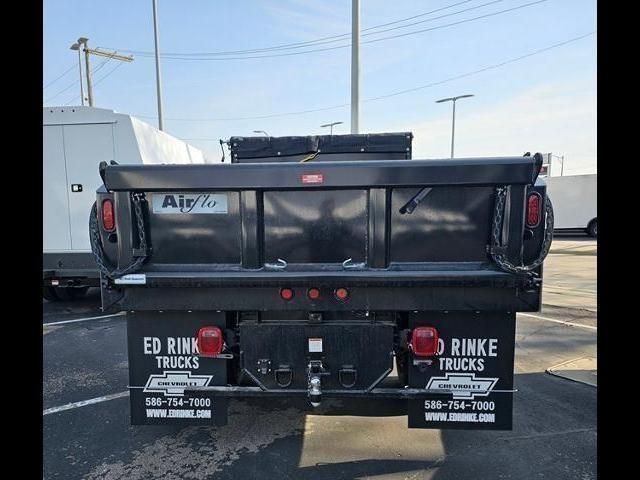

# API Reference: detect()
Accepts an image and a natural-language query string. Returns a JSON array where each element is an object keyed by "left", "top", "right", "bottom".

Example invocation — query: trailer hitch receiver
[{"left": 307, "top": 360, "right": 329, "bottom": 407}]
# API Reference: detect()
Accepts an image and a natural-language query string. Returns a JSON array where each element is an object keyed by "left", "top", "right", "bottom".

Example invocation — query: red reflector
[
  {"left": 196, "top": 326, "right": 224, "bottom": 357},
  {"left": 307, "top": 288, "right": 321, "bottom": 300},
  {"left": 526, "top": 192, "right": 542, "bottom": 228},
  {"left": 102, "top": 199, "right": 115, "bottom": 232},
  {"left": 409, "top": 326, "right": 439, "bottom": 357},
  {"left": 280, "top": 288, "right": 294, "bottom": 301},
  {"left": 334, "top": 287, "right": 349, "bottom": 301},
  {"left": 301, "top": 173, "right": 324, "bottom": 184}
]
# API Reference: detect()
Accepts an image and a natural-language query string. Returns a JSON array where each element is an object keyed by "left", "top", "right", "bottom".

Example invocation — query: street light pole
[
  {"left": 77, "top": 38, "right": 93, "bottom": 107},
  {"left": 321, "top": 121, "right": 343, "bottom": 135},
  {"left": 435, "top": 94, "right": 474, "bottom": 158},
  {"left": 253, "top": 130, "right": 269, "bottom": 137},
  {"left": 69, "top": 42, "right": 85, "bottom": 106},
  {"left": 152, "top": 0, "right": 165, "bottom": 131},
  {"left": 350, "top": 0, "right": 360, "bottom": 134}
]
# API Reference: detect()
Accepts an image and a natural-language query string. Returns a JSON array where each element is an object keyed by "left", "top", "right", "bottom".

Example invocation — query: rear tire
[
  {"left": 587, "top": 219, "right": 597, "bottom": 238},
  {"left": 55, "top": 286, "right": 90, "bottom": 301},
  {"left": 42, "top": 287, "right": 59, "bottom": 302}
]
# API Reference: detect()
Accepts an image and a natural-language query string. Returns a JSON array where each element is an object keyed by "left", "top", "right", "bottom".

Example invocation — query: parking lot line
[
  {"left": 519, "top": 313, "right": 597, "bottom": 331},
  {"left": 43, "top": 391, "right": 129, "bottom": 416},
  {"left": 43, "top": 312, "right": 126, "bottom": 326}
]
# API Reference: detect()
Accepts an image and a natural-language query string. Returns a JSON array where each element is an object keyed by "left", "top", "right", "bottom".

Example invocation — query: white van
[
  {"left": 43, "top": 106, "right": 212, "bottom": 300},
  {"left": 545, "top": 174, "right": 597, "bottom": 237}
]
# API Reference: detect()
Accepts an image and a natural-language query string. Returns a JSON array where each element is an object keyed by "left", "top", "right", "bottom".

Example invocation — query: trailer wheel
[
  {"left": 55, "top": 286, "right": 90, "bottom": 301},
  {"left": 42, "top": 287, "right": 59, "bottom": 302},
  {"left": 587, "top": 219, "right": 597, "bottom": 238}
]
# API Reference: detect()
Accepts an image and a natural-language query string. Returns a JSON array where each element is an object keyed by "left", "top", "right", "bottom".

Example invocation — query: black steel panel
[
  {"left": 506, "top": 185, "right": 526, "bottom": 264},
  {"left": 43, "top": 252, "right": 97, "bottom": 272},
  {"left": 118, "top": 285, "right": 540, "bottom": 312},
  {"left": 239, "top": 322, "right": 393, "bottom": 390},
  {"left": 368, "top": 188, "right": 389, "bottom": 268},
  {"left": 390, "top": 186, "right": 494, "bottom": 262},
  {"left": 263, "top": 190, "right": 368, "bottom": 264},
  {"left": 230, "top": 152, "right": 409, "bottom": 163},
  {"left": 103, "top": 157, "right": 541, "bottom": 192},
  {"left": 145, "top": 191, "right": 242, "bottom": 265},
  {"left": 230, "top": 132, "right": 412, "bottom": 162},
  {"left": 240, "top": 191, "right": 261, "bottom": 268}
]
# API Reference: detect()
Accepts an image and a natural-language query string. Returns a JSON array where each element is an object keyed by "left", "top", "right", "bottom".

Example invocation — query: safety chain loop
[
  {"left": 89, "top": 192, "right": 150, "bottom": 280},
  {"left": 489, "top": 185, "right": 554, "bottom": 279}
]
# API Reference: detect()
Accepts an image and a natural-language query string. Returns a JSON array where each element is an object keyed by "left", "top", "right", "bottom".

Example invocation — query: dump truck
[{"left": 91, "top": 133, "right": 553, "bottom": 430}]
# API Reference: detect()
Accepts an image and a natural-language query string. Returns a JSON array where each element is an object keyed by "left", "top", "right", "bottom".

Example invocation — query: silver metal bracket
[{"left": 265, "top": 258, "right": 287, "bottom": 270}]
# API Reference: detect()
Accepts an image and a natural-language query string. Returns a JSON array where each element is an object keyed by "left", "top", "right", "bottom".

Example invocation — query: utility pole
[
  {"left": 435, "top": 94, "right": 474, "bottom": 158},
  {"left": 69, "top": 42, "right": 85, "bottom": 105},
  {"left": 152, "top": 0, "right": 165, "bottom": 131},
  {"left": 75, "top": 37, "right": 134, "bottom": 107},
  {"left": 350, "top": 0, "right": 360, "bottom": 134}
]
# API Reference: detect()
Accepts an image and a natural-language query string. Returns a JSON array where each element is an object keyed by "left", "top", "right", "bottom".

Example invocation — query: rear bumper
[
  {"left": 181, "top": 386, "right": 512, "bottom": 398},
  {"left": 43, "top": 252, "right": 100, "bottom": 287}
]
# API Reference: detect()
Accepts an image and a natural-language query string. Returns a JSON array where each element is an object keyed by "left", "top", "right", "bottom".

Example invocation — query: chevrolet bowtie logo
[
  {"left": 426, "top": 373, "right": 498, "bottom": 399},
  {"left": 144, "top": 371, "right": 213, "bottom": 397}
]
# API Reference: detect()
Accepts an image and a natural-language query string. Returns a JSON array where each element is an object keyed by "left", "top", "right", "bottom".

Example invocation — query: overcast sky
[{"left": 43, "top": 0, "right": 596, "bottom": 175}]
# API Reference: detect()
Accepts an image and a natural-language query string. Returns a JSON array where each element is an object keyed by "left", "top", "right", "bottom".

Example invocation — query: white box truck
[
  {"left": 43, "top": 106, "right": 213, "bottom": 301},
  {"left": 545, "top": 173, "right": 597, "bottom": 237}
]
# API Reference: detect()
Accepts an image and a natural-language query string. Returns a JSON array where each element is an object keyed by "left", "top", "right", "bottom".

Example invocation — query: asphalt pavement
[{"left": 43, "top": 235, "right": 596, "bottom": 479}]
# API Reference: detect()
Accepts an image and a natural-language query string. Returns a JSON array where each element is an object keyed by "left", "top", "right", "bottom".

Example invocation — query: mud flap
[
  {"left": 127, "top": 311, "right": 228, "bottom": 426},
  {"left": 408, "top": 312, "right": 516, "bottom": 430}
]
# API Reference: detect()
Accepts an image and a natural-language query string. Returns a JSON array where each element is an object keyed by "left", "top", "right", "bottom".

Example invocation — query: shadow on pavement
[{"left": 49, "top": 371, "right": 595, "bottom": 480}]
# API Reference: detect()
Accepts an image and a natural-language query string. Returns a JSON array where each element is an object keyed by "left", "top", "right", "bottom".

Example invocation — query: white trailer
[
  {"left": 43, "top": 106, "right": 213, "bottom": 300},
  {"left": 545, "top": 174, "right": 597, "bottom": 237}
]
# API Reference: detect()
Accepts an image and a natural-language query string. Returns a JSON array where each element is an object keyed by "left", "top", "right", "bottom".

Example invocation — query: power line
[
  {"left": 100, "top": 0, "right": 478, "bottom": 57},
  {"left": 45, "top": 57, "right": 122, "bottom": 105},
  {"left": 122, "top": 0, "right": 547, "bottom": 61},
  {"left": 136, "top": 31, "right": 594, "bottom": 124},
  {"left": 91, "top": 57, "right": 114, "bottom": 75},
  {"left": 93, "top": 62, "right": 125, "bottom": 87},
  {"left": 150, "top": 0, "right": 507, "bottom": 57},
  {"left": 62, "top": 62, "right": 124, "bottom": 106},
  {"left": 43, "top": 62, "right": 77, "bottom": 89},
  {"left": 106, "top": 0, "right": 502, "bottom": 58},
  {"left": 44, "top": 78, "right": 81, "bottom": 103}
]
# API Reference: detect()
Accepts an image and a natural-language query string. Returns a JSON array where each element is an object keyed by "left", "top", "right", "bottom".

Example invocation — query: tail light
[
  {"left": 334, "top": 287, "right": 350, "bottom": 301},
  {"left": 196, "top": 326, "right": 224, "bottom": 357},
  {"left": 280, "top": 288, "right": 294, "bottom": 301},
  {"left": 526, "top": 192, "right": 542, "bottom": 228},
  {"left": 102, "top": 199, "right": 116, "bottom": 232},
  {"left": 409, "top": 326, "right": 439, "bottom": 357},
  {"left": 307, "top": 288, "right": 321, "bottom": 300}
]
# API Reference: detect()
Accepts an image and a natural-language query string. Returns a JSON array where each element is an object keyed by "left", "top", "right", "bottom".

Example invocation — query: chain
[
  {"left": 89, "top": 192, "right": 149, "bottom": 280},
  {"left": 490, "top": 185, "right": 554, "bottom": 278}
]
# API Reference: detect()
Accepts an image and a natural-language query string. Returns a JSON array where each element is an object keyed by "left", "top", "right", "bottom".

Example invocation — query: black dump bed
[{"left": 97, "top": 147, "right": 546, "bottom": 313}]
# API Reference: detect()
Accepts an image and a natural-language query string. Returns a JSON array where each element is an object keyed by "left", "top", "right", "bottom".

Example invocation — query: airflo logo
[
  {"left": 426, "top": 373, "right": 498, "bottom": 399},
  {"left": 152, "top": 193, "right": 228, "bottom": 214}
]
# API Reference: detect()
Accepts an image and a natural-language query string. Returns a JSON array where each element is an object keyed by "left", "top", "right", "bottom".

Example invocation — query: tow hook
[{"left": 307, "top": 360, "right": 328, "bottom": 407}]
